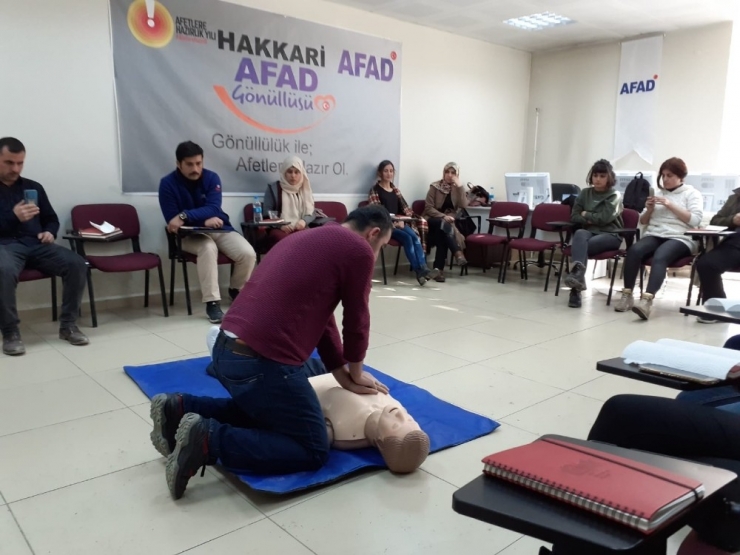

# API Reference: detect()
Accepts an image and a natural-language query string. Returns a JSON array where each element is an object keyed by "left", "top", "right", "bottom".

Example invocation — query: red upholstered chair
[
  {"left": 465, "top": 202, "right": 530, "bottom": 280},
  {"left": 554, "top": 208, "right": 641, "bottom": 305},
  {"left": 640, "top": 255, "right": 698, "bottom": 307},
  {"left": 358, "top": 200, "right": 401, "bottom": 284},
  {"left": 19, "top": 269, "right": 57, "bottom": 321},
  {"left": 501, "top": 203, "right": 571, "bottom": 291},
  {"left": 70, "top": 204, "right": 167, "bottom": 327},
  {"left": 240, "top": 203, "right": 272, "bottom": 263},
  {"left": 314, "top": 201, "right": 348, "bottom": 223}
]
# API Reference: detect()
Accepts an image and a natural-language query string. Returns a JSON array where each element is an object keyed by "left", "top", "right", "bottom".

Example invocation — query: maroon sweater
[{"left": 222, "top": 224, "right": 374, "bottom": 370}]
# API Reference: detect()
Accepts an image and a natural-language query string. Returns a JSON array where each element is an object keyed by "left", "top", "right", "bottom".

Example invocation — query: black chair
[{"left": 551, "top": 183, "right": 581, "bottom": 203}]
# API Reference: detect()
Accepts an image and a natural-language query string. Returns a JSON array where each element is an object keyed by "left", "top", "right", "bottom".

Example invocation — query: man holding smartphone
[{"left": 0, "top": 137, "right": 89, "bottom": 355}]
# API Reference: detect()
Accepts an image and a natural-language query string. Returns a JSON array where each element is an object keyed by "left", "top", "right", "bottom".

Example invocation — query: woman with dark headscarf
[{"left": 423, "top": 162, "right": 469, "bottom": 282}]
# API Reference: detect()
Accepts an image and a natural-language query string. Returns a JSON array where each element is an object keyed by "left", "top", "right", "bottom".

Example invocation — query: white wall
[
  {"left": 0, "top": 0, "right": 531, "bottom": 310},
  {"left": 525, "top": 22, "right": 734, "bottom": 184}
]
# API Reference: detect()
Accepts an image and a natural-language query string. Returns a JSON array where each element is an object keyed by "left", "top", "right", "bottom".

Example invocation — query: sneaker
[
  {"left": 697, "top": 316, "right": 722, "bottom": 324},
  {"left": 206, "top": 301, "right": 224, "bottom": 324},
  {"left": 632, "top": 293, "right": 654, "bottom": 320},
  {"left": 59, "top": 324, "right": 89, "bottom": 346},
  {"left": 568, "top": 289, "right": 581, "bottom": 308},
  {"left": 150, "top": 393, "right": 184, "bottom": 457},
  {"left": 613, "top": 288, "right": 634, "bottom": 312},
  {"left": 166, "top": 413, "right": 210, "bottom": 500},
  {"left": 2, "top": 330, "right": 25, "bottom": 356},
  {"left": 563, "top": 261, "right": 587, "bottom": 291},
  {"left": 228, "top": 288, "right": 240, "bottom": 302}
]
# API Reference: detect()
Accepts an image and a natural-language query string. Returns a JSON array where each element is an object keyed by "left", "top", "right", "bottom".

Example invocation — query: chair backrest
[
  {"left": 357, "top": 200, "right": 369, "bottom": 208},
  {"left": 315, "top": 201, "right": 348, "bottom": 222},
  {"left": 411, "top": 200, "right": 425, "bottom": 216},
  {"left": 71, "top": 204, "right": 139, "bottom": 239},
  {"left": 529, "top": 203, "right": 572, "bottom": 233},
  {"left": 243, "top": 203, "right": 254, "bottom": 222},
  {"left": 622, "top": 208, "right": 640, "bottom": 229},
  {"left": 552, "top": 183, "right": 581, "bottom": 202},
  {"left": 488, "top": 201, "right": 530, "bottom": 220}
]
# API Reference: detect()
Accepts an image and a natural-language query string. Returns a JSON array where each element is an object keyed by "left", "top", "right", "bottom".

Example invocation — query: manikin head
[{"left": 364, "top": 405, "right": 430, "bottom": 473}]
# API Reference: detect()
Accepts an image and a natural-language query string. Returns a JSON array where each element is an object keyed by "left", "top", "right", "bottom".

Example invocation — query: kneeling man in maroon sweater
[{"left": 150, "top": 205, "right": 393, "bottom": 499}]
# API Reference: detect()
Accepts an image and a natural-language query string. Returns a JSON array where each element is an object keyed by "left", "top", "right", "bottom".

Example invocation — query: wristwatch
[{"left": 178, "top": 212, "right": 188, "bottom": 221}]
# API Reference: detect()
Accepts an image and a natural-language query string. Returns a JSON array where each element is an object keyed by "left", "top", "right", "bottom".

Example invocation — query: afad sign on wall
[
  {"left": 126, "top": 0, "right": 396, "bottom": 135},
  {"left": 619, "top": 75, "right": 658, "bottom": 95}
]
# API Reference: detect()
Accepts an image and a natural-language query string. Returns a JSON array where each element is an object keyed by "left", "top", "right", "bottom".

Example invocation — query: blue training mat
[{"left": 125, "top": 357, "right": 499, "bottom": 494}]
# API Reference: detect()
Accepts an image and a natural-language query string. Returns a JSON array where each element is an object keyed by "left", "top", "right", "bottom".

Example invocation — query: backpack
[{"left": 623, "top": 172, "right": 651, "bottom": 212}]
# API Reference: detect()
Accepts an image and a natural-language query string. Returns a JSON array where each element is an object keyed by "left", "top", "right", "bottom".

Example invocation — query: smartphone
[{"left": 23, "top": 189, "right": 38, "bottom": 206}]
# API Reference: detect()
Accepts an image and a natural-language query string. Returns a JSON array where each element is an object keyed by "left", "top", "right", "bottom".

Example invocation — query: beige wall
[{"left": 525, "top": 22, "right": 734, "bottom": 184}]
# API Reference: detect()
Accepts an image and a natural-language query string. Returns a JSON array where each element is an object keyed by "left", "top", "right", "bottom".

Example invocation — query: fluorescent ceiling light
[{"left": 504, "top": 11, "right": 575, "bottom": 31}]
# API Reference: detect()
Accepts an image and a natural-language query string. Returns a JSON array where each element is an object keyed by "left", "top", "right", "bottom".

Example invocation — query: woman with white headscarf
[
  {"left": 423, "top": 162, "right": 469, "bottom": 282},
  {"left": 261, "top": 156, "right": 316, "bottom": 250}
]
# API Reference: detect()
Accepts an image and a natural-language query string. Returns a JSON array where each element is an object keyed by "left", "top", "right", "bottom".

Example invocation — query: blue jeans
[
  {"left": 391, "top": 225, "right": 426, "bottom": 271},
  {"left": 676, "top": 335, "right": 740, "bottom": 414},
  {"left": 182, "top": 333, "right": 330, "bottom": 474}
]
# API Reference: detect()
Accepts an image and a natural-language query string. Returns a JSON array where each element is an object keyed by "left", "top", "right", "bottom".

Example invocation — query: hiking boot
[
  {"left": 632, "top": 293, "right": 654, "bottom": 320},
  {"left": 150, "top": 393, "right": 184, "bottom": 457},
  {"left": 2, "top": 330, "right": 25, "bottom": 356},
  {"left": 228, "top": 288, "right": 240, "bottom": 302},
  {"left": 613, "top": 288, "right": 634, "bottom": 312},
  {"left": 166, "top": 413, "right": 210, "bottom": 500},
  {"left": 454, "top": 253, "right": 468, "bottom": 266},
  {"left": 563, "top": 261, "right": 587, "bottom": 291},
  {"left": 206, "top": 301, "right": 224, "bottom": 324},
  {"left": 59, "top": 324, "right": 89, "bottom": 346},
  {"left": 568, "top": 289, "right": 582, "bottom": 308},
  {"left": 433, "top": 269, "right": 446, "bottom": 282}
]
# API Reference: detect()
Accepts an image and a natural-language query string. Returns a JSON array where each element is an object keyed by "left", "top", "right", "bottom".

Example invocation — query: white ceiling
[{"left": 325, "top": 0, "right": 739, "bottom": 52}]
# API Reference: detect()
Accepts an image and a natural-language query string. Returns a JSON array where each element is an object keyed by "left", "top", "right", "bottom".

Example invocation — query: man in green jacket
[
  {"left": 563, "top": 159, "right": 624, "bottom": 308},
  {"left": 694, "top": 189, "right": 740, "bottom": 314}
]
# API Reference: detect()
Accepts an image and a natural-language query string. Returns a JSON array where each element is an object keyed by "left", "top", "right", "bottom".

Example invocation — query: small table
[
  {"left": 177, "top": 227, "right": 232, "bottom": 236},
  {"left": 309, "top": 217, "right": 336, "bottom": 227},
  {"left": 596, "top": 357, "right": 719, "bottom": 391},
  {"left": 452, "top": 434, "right": 737, "bottom": 555},
  {"left": 679, "top": 306, "right": 740, "bottom": 325}
]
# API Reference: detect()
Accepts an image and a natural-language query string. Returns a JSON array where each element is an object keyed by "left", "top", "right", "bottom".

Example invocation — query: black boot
[
  {"left": 568, "top": 288, "right": 581, "bottom": 308},
  {"left": 563, "top": 261, "right": 587, "bottom": 291}
]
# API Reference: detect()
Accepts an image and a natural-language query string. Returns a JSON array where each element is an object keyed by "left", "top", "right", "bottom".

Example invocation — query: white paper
[
  {"left": 704, "top": 225, "right": 727, "bottom": 232},
  {"left": 704, "top": 298, "right": 740, "bottom": 314},
  {"left": 622, "top": 340, "right": 735, "bottom": 380},
  {"left": 90, "top": 221, "right": 117, "bottom": 234},
  {"left": 656, "top": 339, "right": 740, "bottom": 362},
  {"left": 494, "top": 215, "right": 523, "bottom": 221}
]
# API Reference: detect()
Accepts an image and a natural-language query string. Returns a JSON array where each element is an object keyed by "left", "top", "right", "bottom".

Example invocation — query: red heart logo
[{"left": 314, "top": 95, "right": 336, "bottom": 113}]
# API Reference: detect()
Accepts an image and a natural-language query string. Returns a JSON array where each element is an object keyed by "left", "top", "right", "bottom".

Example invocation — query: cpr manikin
[{"left": 206, "top": 327, "right": 430, "bottom": 473}]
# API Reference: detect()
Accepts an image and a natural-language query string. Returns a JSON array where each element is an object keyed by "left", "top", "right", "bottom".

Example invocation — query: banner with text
[
  {"left": 613, "top": 36, "right": 663, "bottom": 164},
  {"left": 110, "top": 0, "right": 402, "bottom": 194}
]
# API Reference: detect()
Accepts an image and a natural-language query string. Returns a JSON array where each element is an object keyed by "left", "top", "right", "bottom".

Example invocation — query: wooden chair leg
[
  {"left": 544, "top": 249, "right": 555, "bottom": 292},
  {"left": 393, "top": 247, "right": 401, "bottom": 276}
]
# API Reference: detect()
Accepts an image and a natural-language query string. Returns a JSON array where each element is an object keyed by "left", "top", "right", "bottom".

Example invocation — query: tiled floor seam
[
  {"left": 0, "top": 406, "right": 129, "bottom": 441},
  {"left": 5, "top": 496, "right": 38, "bottom": 555}
]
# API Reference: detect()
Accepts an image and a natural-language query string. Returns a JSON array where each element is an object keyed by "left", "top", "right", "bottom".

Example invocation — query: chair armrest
[
  {"left": 612, "top": 228, "right": 638, "bottom": 235},
  {"left": 488, "top": 219, "right": 524, "bottom": 229},
  {"left": 546, "top": 221, "right": 573, "bottom": 228}
]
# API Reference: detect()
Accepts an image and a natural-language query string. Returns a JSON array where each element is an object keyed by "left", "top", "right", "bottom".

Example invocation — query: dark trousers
[
  {"left": 428, "top": 217, "right": 460, "bottom": 270},
  {"left": 695, "top": 234, "right": 740, "bottom": 300},
  {"left": 0, "top": 241, "right": 87, "bottom": 334},
  {"left": 182, "top": 333, "right": 330, "bottom": 474},
  {"left": 623, "top": 236, "right": 691, "bottom": 294},
  {"left": 588, "top": 394, "right": 740, "bottom": 462}
]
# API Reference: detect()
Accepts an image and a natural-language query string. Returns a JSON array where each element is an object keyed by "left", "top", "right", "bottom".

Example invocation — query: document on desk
[
  {"left": 623, "top": 339, "right": 740, "bottom": 381},
  {"left": 704, "top": 298, "right": 740, "bottom": 314},
  {"left": 482, "top": 437, "right": 704, "bottom": 533}
]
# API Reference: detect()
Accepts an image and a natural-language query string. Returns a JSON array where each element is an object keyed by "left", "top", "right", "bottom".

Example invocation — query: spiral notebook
[{"left": 482, "top": 437, "right": 704, "bottom": 533}]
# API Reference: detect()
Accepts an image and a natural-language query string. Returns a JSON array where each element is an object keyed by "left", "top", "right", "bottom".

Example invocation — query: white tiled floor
[{"left": 1, "top": 265, "right": 738, "bottom": 554}]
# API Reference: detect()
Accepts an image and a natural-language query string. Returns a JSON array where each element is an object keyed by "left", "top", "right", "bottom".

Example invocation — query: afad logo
[
  {"left": 127, "top": 0, "right": 174, "bottom": 48},
  {"left": 620, "top": 74, "right": 658, "bottom": 95}
]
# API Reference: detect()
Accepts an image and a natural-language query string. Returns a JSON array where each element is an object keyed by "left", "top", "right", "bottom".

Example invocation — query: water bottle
[
  {"left": 253, "top": 198, "right": 263, "bottom": 223},
  {"left": 488, "top": 187, "right": 495, "bottom": 205}
]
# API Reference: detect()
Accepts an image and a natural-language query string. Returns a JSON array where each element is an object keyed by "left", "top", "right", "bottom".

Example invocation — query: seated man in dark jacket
[
  {"left": 695, "top": 189, "right": 740, "bottom": 322},
  {"left": 158, "top": 141, "right": 256, "bottom": 323},
  {"left": 0, "top": 137, "right": 89, "bottom": 356}
]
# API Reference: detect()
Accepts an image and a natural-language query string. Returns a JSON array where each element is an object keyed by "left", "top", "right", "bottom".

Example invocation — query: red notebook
[
  {"left": 482, "top": 437, "right": 704, "bottom": 533},
  {"left": 78, "top": 227, "right": 122, "bottom": 237}
]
